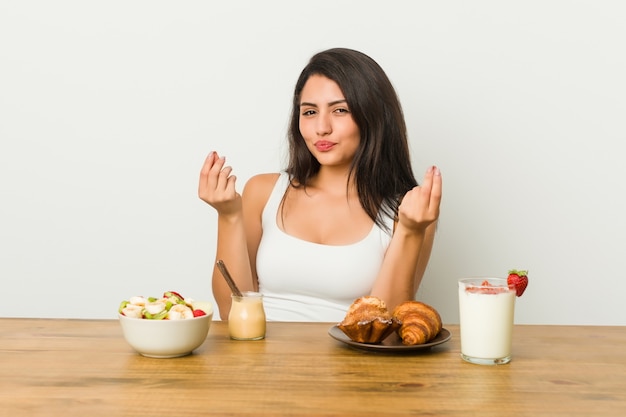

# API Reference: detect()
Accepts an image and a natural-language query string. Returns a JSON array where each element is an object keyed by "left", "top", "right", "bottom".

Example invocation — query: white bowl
[{"left": 118, "top": 306, "right": 213, "bottom": 358}]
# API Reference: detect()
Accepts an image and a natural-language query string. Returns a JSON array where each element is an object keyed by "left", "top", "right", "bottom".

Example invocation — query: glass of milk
[
  {"left": 458, "top": 278, "right": 516, "bottom": 365},
  {"left": 228, "top": 291, "right": 266, "bottom": 340}
]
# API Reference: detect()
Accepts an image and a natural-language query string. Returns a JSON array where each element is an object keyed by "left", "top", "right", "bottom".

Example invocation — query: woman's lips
[{"left": 314, "top": 141, "right": 336, "bottom": 151}]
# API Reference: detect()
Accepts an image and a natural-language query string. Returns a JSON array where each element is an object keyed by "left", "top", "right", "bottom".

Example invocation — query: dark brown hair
[{"left": 286, "top": 48, "right": 418, "bottom": 231}]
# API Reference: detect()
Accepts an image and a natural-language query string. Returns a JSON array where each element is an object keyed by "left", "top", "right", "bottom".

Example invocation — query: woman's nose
[{"left": 316, "top": 113, "right": 332, "bottom": 136}]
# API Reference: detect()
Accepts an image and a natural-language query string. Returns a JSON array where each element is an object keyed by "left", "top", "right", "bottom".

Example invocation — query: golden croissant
[
  {"left": 392, "top": 301, "right": 442, "bottom": 345},
  {"left": 337, "top": 296, "right": 401, "bottom": 343}
]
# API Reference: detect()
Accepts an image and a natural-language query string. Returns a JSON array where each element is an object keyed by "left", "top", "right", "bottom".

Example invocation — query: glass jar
[{"left": 228, "top": 291, "right": 266, "bottom": 340}]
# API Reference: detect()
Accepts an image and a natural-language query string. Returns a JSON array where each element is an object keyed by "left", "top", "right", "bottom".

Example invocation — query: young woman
[{"left": 198, "top": 48, "right": 442, "bottom": 321}]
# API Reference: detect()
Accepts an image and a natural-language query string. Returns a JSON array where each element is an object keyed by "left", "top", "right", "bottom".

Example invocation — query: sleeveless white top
[{"left": 256, "top": 172, "right": 394, "bottom": 322}]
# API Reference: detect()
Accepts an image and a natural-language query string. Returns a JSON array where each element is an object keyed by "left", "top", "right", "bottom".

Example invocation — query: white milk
[{"left": 458, "top": 279, "right": 516, "bottom": 364}]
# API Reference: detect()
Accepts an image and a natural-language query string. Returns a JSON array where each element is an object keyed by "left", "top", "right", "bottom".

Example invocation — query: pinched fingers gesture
[
  {"left": 198, "top": 151, "right": 242, "bottom": 216},
  {"left": 397, "top": 166, "right": 442, "bottom": 232}
]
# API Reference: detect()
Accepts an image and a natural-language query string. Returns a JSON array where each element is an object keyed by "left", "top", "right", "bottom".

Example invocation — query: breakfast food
[
  {"left": 337, "top": 296, "right": 401, "bottom": 343},
  {"left": 507, "top": 269, "right": 529, "bottom": 297},
  {"left": 337, "top": 296, "right": 444, "bottom": 345},
  {"left": 392, "top": 301, "right": 443, "bottom": 345},
  {"left": 229, "top": 292, "right": 267, "bottom": 340},
  {"left": 118, "top": 290, "right": 207, "bottom": 320},
  {"left": 458, "top": 278, "right": 516, "bottom": 363}
]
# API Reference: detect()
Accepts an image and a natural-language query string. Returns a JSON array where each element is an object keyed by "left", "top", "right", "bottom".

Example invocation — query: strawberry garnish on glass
[{"left": 507, "top": 270, "right": 529, "bottom": 297}]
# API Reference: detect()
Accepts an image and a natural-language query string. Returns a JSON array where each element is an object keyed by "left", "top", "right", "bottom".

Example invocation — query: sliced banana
[
  {"left": 128, "top": 296, "right": 147, "bottom": 306},
  {"left": 167, "top": 304, "right": 194, "bottom": 320},
  {"left": 144, "top": 301, "right": 167, "bottom": 315},
  {"left": 121, "top": 304, "right": 143, "bottom": 318}
]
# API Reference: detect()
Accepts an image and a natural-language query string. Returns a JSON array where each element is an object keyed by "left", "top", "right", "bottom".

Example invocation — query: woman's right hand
[
  {"left": 396, "top": 165, "right": 442, "bottom": 234},
  {"left": 198, "top": 151, "right": 242, "bottom": 217}
]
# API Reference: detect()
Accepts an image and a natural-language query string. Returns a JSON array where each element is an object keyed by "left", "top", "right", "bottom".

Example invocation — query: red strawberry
[
  {"left": 193, "top": 309, "right": 207, "bottom": 317},
  {"left": 507, "top": 269, "right": 529, "bottom": 297}
]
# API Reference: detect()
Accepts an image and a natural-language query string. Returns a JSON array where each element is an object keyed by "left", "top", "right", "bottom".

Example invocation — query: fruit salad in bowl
[
  {"left": 119, "top": 290, "right": 210, "bottom": 320},
  {"left": 118, "top": 291, "right": 213, "bottom": 358}
]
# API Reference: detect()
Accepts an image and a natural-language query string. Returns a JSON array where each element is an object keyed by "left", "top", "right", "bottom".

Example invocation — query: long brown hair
[{"left": 286, "top": 48, "right": 417, "bottom": 231}]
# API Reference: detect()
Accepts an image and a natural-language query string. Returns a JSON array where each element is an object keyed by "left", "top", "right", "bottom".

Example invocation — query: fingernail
[{"left": 434, "top": 166, "right": 441, "bottom": 176}]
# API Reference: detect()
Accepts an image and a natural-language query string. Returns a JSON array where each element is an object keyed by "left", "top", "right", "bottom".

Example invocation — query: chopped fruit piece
[
  {"left": 128, "top": 296, "right": 147, "bottom": 306},
  {"left": 163, "top": 291, "right": 185, "bottom": 303},
  {"left": 507, "top": 270, "right": 529, "bottom": 297},
  {"left": 118, "top": 300, "right": 129, "bottom": 314},
  {"left": 144, "top": 301, "right": 167, "bottom": 315},
  {"left": 144, "top": 309, "right": 168, "bottom": 320},
  {"left": 119, "top": 291, "right": 210, "bottom": 320},
  {"left": 167, "top": 304, "right": 194, "bottom": 320},
  {"left": 121, "top": 304, "right": 144, "bottom": 318}
]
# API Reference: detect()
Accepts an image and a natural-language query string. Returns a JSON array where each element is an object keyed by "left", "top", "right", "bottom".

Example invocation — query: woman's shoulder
[
  {"left": 244, "top": 172, "right": 282, "bottom": 190},
  {"left": 242, "top": 172, "right": 283, "bottom": 204}
]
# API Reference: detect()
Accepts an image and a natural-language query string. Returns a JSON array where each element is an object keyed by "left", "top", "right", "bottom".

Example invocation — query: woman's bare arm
[
  {"left": 198, "top": 152, "right": 254, "bottom": 319},
  {"left": 370, "top": 166, "right": 442, "bottom": 310},
  {"left": 198, "top": 153, "right": 278, "bottom": 319}
]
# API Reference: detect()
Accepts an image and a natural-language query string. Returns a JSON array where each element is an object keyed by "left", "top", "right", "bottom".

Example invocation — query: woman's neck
[{"left": 309, "top": 166, "right": 357, "bottom": 197}]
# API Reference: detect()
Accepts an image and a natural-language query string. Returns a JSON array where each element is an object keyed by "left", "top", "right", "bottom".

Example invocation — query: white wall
[{"left": 1, "top": 1, "right": 624, "bottom": 324}]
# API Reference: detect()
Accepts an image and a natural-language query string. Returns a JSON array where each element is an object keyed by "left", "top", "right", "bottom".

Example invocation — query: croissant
[
  {"left": 337, "top": 296, "right": 401, "bottom": 343},
  {"left": 392, "top": 301, "right": 442, "bottom": 345}
]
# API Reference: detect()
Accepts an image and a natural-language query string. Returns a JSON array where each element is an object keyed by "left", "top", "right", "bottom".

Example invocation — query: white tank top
[{"left": 256, "top": 172, "right": 394, "bottom": 322}]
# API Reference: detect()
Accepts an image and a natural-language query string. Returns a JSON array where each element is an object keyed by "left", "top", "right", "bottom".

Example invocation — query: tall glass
[
  {"left": 458, "top": 278, "right": 516, "bottom": 365},
  {"left": 228, "top": 291, "right": 266, "bottom": 340}
]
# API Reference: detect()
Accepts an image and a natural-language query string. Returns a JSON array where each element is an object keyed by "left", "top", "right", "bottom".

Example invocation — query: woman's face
[{"left": 298, "top": 75, "right": 361, "bottom": 170}]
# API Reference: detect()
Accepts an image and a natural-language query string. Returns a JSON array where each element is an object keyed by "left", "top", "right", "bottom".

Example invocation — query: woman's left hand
[{"left": 397, "top": 166, "right": 442, "bottom": 233}]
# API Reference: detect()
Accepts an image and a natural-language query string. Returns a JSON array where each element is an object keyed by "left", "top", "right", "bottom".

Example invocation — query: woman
[{"left": 198, "top": 48, "right": 442, "bottom": 321}]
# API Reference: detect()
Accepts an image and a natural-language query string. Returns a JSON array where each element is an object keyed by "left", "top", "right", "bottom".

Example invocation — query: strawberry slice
[
  {"left": 193, "top": 309, "right": 207, "bottom": 317},
  {"left": 507, "top": 269, "right": 529, "bottom": 297}
]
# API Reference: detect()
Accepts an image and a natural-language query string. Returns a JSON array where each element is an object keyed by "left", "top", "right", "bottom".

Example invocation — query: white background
[{"left": 1, "top": 1, "right": 624, "bottom": 324}]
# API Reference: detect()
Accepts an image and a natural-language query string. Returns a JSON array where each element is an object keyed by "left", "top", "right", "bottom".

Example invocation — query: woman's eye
[
  {"left": 302, "top": 109, "right": 316, "bottom": 116},
  {"left": 334, "top": 108, "right": 350, "bottom": 114}
]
